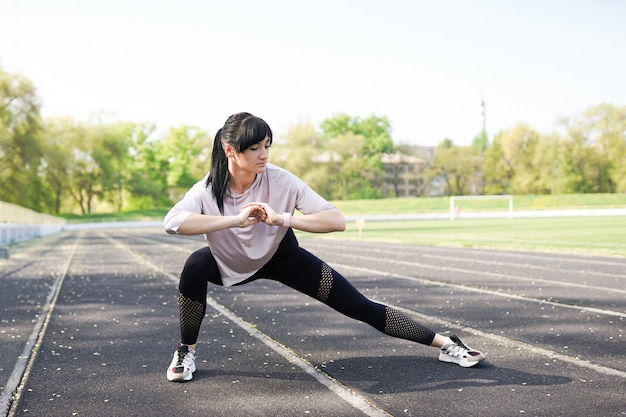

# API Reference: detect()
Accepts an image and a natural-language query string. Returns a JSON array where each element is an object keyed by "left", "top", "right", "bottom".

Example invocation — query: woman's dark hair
[{"left": 207, "top": 112, "right": 273, "bottom": 213}]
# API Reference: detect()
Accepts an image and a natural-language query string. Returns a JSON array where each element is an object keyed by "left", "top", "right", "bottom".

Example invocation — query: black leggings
[{"left": 177, "top": 229, "right": 436, "bottom": 347}]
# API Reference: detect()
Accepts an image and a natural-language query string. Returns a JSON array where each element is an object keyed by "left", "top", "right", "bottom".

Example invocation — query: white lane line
[
  {"left": 133, "top": 234, "right": 626, "bottom": 312},
  {"left": 331, "top": 262, "right": 626, "bottom": 319},
  {"left": 120, "top": 233, "right": 626, "bottom": 377},
  {"left": 303, "top": 240, "right": 626, "bottom": 278},
  {"left": 374, "top": 247, "right": 625, "bottom": 280},
  {"left": 204, "top": 296, "right": 393, "bottom": 417},
  {"left": 383, "top": 301, "right": 626, "bottom": 380},
  {"left": 308, "top": 248, "right": 626, "bottom": 295},
  {"left": 105, "top": 234, "right": 393, "bottom": 417},
  {"left": 0, "top": 238, "right": 78, "bottom": 417},
  {"left": 330, "top": 263, "right": 626, "bottom": 379}
]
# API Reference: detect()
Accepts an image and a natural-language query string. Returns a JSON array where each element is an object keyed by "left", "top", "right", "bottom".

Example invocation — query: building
[{"left": 380, "top": 151, "right": 429, "bottom": 197}]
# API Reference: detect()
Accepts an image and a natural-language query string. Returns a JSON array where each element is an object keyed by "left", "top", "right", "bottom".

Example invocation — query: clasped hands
[{"left": 238, "top": 202, "right": 284, "bottom": 227}]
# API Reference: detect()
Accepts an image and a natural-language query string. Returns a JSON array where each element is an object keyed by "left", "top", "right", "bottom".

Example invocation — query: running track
[{"left": 1, "top": 226, "right": 624, "bottom": 416}]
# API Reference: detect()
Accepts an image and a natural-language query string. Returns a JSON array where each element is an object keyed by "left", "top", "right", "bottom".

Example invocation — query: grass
[
  {"left": 59, "top": 193, "right": 626, "bottom": 220},
  {"left": 331, "top": 193, "right": 626, "bottom": 216},
  {"left": 59, "top": 194, "right": 626, "bottom": 257},
  {"left": 300, "top": 216, "right": 626, "bottom": 257}
]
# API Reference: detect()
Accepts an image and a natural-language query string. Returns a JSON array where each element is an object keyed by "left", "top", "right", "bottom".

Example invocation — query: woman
[{"left": 163, "top": 112, "right": 485, "bottom": 382}]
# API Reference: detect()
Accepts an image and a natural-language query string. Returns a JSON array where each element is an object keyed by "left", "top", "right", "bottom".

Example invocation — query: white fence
[
  {"left": 0, "top": 201, "right": 66, "bottom": 247},
  {"left": 0, "top": 201, "right": 66, "bottom": 224}
]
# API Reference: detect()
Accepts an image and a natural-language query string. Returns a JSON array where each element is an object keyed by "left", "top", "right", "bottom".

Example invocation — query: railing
[
  {"left": 0, "top": 201, "right": 66, "bottom": 224},
  {"left": 0, "top": 201, "right": 66, "bottom": 248}
]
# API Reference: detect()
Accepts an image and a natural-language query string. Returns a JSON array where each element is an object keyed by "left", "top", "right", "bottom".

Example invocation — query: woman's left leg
[
  {"left": 253, "top": 230, "right": 486, "bottom": 367},
  {"left": 258, "top": 246, "right": 436, "bottom": 346}
]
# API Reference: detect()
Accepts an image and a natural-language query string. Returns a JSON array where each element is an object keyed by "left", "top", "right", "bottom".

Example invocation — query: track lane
[
  {"left": 3, "top": 227, "right": 625, "bottom": 417},
  {"left": 119, "top": 230, "right": 626, "bottom": 371},
  {"left": 5, "top": 231, "right": 387, "bottom": 417}
]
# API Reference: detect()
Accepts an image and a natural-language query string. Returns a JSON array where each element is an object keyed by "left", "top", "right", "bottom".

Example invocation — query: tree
[
  {"left": 325, "top": 132, "right": 382, "bottom": 200},
  {"left": 563, "top": 103, "right": 626, "bottom": 193},
  {"left": 126, "top": 124, "right": 212, "bottom": 208},
  {"left": 482, "top": 123, "right": 542, "bottom": 194},
  {"left": 472, "top": 130, "right": 489, "bottom": 153},
  {"left": 41, "top": 117, "right": 82, "bottom": 213},
  {"left": 321, "top": 113, "right": 394, "bottom": 156},
  {"left": 429, "top": 139, "right": 482, "bottom": 196},
  {"left": 65, "top": 124, "right": 100, "bottom": 214},
  {"left": 125, "top": 123, "right": 169, "bottom": 209},
  {"left": 271, "top": 122, "right": 332, "bottom": 197},
  {"left": 91, "top": 121, "right": 134, "bottom": 211},
  {"left": 531, "top": 133, "right": 562, "bottom": 194},
  {"left": 319, "top": 113, "right": 392, "bottom": 199},
  {"left": 0, "top": 67, "right": 44, "bottom": 210},
  {"left": 158, "top": 125, "right": 210, "bottom": 201}
]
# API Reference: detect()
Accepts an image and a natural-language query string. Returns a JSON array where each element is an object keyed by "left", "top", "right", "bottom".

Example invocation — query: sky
[{"left": 1, "top": 0, "right": 625, "bottom": 146}]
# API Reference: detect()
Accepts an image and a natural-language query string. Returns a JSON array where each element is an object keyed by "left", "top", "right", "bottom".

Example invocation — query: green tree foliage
[
  {"left": 0, "top": 67, "right": 44, "bottom": 209},
  {"left": 41, "top": 118, "right": 82, "bottom": 213},
  {"left": 430, "top": 139, "right": 482, "bottom": 196},
  {"left": 91, "top": 120, "right": 135, "bottom": 211},
  {"left": 472, "top": 130, "right": 489, "bottom": 153},
  {"left": 561, "top": 103, "right": 626, "bottom": 193},
  {"left": 65, "top": 122, "right": 103, "bottom": 214},
  {"left": 272, "top": 122, "right": 330, "bottom": 196},
  {"left": 481, "top": 104, "right": 626, "bottom": 195},
  {"left": 326, "top": 132, "right": 383, "bottom": 199},
  {"left": 111, "top": 123, "right": 210, "bottom": 210},
  {"left": 125, "top": 123, "right": 169, "bottom": 209},
  {"left": 3, "top": 65, "right": 626, "bottom": 216},
  {"left": 482, "top": 123, "right": 542, "bottom": 194},
  {"left": 158, "top": 125, "right": 210, "bottom": 199},
  {"left": 55, "top": 121, "right": 210, "bottom": 213},
  {"left": 319, "top": 114, "right": 393, "bottom": 199},
  {"left": 531, "top": 133, "right": 562, "bottom": 194},
  {"left": 321, "top": 113, "right": 394, "bottom": 155}
]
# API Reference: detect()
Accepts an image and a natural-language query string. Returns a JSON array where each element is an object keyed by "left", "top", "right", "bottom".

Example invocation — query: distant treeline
[{"left": 2, "top": 66, "right": 625, "bottom": 215}]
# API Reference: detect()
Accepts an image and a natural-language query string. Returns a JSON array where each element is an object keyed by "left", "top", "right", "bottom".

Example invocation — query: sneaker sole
[
  {"left": 439, "top": 353, "right": 485, "bottom": 368},
  {"left": 167, "top": 363, "right": 196, "bottom": 382}
]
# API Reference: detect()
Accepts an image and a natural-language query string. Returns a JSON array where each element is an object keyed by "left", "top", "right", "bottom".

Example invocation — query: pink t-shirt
[{"left": 164, "top": 163, "right": 338, "bottom": 286}]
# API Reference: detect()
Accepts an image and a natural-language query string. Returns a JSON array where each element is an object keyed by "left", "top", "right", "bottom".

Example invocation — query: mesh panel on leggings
[
  {"left": 384, "top": 307, "right": 435, "bottom": 345},
  {"left": 179, "top": 293, "right": 206, "bottom": 345},
  {"left": 317, "top": 262, "right": 333, "bottom": 303}
]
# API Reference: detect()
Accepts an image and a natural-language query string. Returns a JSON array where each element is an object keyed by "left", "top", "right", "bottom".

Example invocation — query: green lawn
[
  {"left": 59, "top": 193, "right": 626, "bottom": 220},
  {"left": 331, "top": 193, "right": 626, "bottom": 215},
  {"left": 300, "top": 216, "right": 626, "bottom": 257},
  {"left": 60, "top": 194, "right": 626, "bottom": 257}
]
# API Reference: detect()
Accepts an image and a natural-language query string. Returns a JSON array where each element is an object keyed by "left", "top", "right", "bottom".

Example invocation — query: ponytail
[{"left": 206, "top": 128, "right": 229, "bottom": 213}]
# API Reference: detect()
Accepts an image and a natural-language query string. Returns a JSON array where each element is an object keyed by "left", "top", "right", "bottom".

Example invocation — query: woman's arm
[
  {"left": 168, "top": 205, "right": 265, "bottom": 236},
  {"left": 250, "top": 202, "right": 345, "bottom": 233},
  {"left": 288, "top": 209, "right": 346, "bottom": 233}
]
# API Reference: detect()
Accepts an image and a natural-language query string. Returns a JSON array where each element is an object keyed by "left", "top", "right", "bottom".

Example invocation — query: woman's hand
[
  {"left": 243, "top": 202, "right": 346, "bottom": 233},
  {"left": 238, "top": 204, "right": 267, "bottom": 227},
  {"left": 242, "top": 202, "right": 283, "bottom": 226}
]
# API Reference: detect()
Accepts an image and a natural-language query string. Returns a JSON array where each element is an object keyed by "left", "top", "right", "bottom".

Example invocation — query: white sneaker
[
  {"left": 439, "top": 335, "right": 486, "bottom": 368},
  {"left": 166, "top": 345, "right": 196, "bottom": 381}
]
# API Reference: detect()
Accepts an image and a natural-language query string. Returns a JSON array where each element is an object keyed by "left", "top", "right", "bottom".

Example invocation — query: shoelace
[
  {"left": 450, "top": 335, "right": 470, "bottom": 350},
  {"left": 176, "top": 347, "right": 190, "bottom": 366},
  {"left": 444, "top": 344, "right": 467, "bottom": 357},
  {"left": 443, "top": 336, "right": 470, "bottom": 357}
]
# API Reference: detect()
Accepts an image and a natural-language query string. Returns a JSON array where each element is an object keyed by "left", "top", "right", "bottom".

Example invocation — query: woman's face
[{"left": 229, "top": 136, "right": 271, "bottom": 176}]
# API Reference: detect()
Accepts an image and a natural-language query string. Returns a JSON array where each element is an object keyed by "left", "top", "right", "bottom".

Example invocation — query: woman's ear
[{"left": 223, "top": 143, "right": 235, "bottom": 158}]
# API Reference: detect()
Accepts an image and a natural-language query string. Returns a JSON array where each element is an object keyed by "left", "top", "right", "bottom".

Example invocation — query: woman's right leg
[
  {"left": 178, "top": 246, "right": 221, "bottom": 346},
  {"left": 167, "top": 246, "right": 221, "bottom": 382}
]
